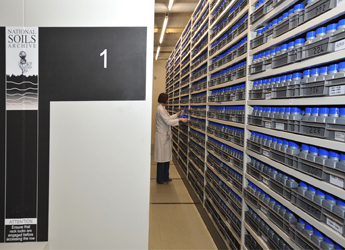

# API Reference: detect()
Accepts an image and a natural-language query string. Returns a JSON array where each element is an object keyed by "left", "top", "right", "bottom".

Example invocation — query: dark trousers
[{"left": 157, "top": 162, "right": 170, "bottom": 184}]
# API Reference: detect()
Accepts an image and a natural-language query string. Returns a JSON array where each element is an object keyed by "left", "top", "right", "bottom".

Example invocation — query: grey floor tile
[
  {"left": 150, "top": 179, "right": 193, "bottom": 204},
  {"left": 149, "top": 204, "right": 217, "bottom": 250},
  {"left": 151, "top": 164, "right": 180, "bottom": 179}
]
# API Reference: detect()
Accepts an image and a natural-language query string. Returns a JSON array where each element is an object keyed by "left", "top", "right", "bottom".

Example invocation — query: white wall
[{"left": 0, "top": 0, "right": 154, "bottom": 249}]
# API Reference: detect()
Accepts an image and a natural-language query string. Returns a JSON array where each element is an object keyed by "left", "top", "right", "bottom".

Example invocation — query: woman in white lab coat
[{"left": 154, "top": 93, "right": 187, "bottom": 184}]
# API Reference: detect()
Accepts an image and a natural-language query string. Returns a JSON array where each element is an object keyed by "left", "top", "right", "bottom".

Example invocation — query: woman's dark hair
[{"left": 158, "top": 93, "right": 169, "bottom": 103}]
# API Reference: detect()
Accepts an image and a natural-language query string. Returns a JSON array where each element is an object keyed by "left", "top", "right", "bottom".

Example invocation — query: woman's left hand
[{"left": 178, "top": 110, "right": 183, "bottom": 116}]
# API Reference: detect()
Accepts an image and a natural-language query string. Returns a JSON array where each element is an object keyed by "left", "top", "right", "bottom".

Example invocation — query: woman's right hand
[{"left": 179, "top": 118, "right": 188, "bottom": 123}]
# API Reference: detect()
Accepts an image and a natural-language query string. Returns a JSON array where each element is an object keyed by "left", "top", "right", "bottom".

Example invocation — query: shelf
[
  {"left": 191, "top": 60, "right": 208, "bottom": 73},
  {"left": 192, "top": 30, "right": 209, "bottom": 51},
  {"left": 189, "top": 126, "right": 206, "bottom": 134},
  {"left": 189, "top": 157, "right": 205, "bottom": 177},
  {"left": 210, "top": 0, "right": 238, "bottom": 29},
  {"left": 250, "top": 5, "right": 345, "bottom": 54},
  {"left": 191, "top": 74, "right": 208, "bottom": 84},
  {"left": 205, "top": 192, "right": 242, "bottom": 244},
  {"left": 210, "top": 0, "right": 222, "bottom": 14},
  {"left": 250, "top": 0, "right": 299, "bottom": 32},
  {"left": 181, "top": 61, "right": 190, "bottom": 72},
  {"left": 190, "top": 103, "right": 207, "bottom": 106},
  {"left": 244, "top": 223, "right": 270, "bottom": 250},
  {"left": 209, "top": 53, "right": 247, "bottom": 74},
  {"left": 180, "top": 81, "right": 190, "bottom": 89},
  {"left": 208, "top": 77, "right": 246, "bottom": 90},
  {"left": 207, "top": 163, "right": 243, "bottom": 201},
  {"left": 207, "top": 148, "right": 243, "bottom": 175},
  {"left": 179, "top": 92, "right": 190, "bottom": 98},
  {"left": 191, "top": 88, "right": 208, "bottom": 95},
  {"left": 192, "top": 44, "right": 208, "bottom": 61},
  {"left": 249, "top": 51, "right": 345, "bottom": 80},
  {"left": 193, "top": 1, "right": 210, "bottom": 25},
  {"left": 207, "top": 133, "right": 244, "bottom": 151},
  {"left": 208, "top": 117, "right": 246, "bottom": 128},
  {"left": 179, "top": 129, "right": 189, "bottom": 138},
  {"left": 247, "top": 124, "right": 345, "bottom": 152},
  {"left": 190, "top": 136, "right": 206, "bottom": 148},
  {"left": 207, "top": 100, "right": 246, "bottom": 106},
  {"left": 210, "top": 5, "right": 249, "bottom": 44},
  {"left": 192, "top": 17, "right": 210, "bottom": 41},
  {"left": 187, "top": 169, "right": 205, "bottom": 199},
  {"left": 246, "top": 149, "right": 345, "bottom": 200},
  {"left": 246, "top": 174, "right": 345, "bottom": 248},
  {"left": 246, "top": 202, "right": 301, "bottom": 250},
  {"left": 210, "top": 32, "right": 247, "bottom": 60},
  {"left": 247, "top": 96, "right": 345, "bottom": 106}
]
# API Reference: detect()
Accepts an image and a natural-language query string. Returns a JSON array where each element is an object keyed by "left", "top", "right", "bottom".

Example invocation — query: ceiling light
[
  {"left": 155, "top": 46, "right": 161, "bottom": 60},
  {"left": 159, "top": 15, "right": 169, "bottom": 44},
  {"left": 168, "top": 0, "right": 174, "bottom": 11}
]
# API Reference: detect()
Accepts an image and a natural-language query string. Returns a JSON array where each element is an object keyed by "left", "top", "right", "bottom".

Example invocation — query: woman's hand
[
  {"left": 179, "top": 118, "right": 188, "bottom": 123},
  {"left": 177, "top": 110, "right": 183, "bottom": 116}
]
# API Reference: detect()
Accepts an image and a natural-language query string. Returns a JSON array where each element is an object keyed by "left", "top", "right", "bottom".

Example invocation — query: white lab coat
[{"left": 154, "top": 104, "right": 179, "bottom": 162}]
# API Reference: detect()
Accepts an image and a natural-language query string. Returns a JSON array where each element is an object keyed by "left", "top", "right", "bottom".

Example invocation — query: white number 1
[{"left": 100, "top": 49, "right": 107, "bottom": 68}]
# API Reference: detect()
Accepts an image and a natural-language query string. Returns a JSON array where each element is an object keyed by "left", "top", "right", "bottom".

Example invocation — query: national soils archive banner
[{"left": 0, "top": 26, "right": 147, "bottom": 243}]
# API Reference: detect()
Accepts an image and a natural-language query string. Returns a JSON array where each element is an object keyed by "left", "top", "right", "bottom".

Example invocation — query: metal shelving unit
[{"left": 165, "top": 0, "right": 345, "bottom": 248}]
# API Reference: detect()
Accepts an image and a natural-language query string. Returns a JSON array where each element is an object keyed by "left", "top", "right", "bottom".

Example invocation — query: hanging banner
[{"left": 5, "top": 27, "right": 39, "bottom": 242}]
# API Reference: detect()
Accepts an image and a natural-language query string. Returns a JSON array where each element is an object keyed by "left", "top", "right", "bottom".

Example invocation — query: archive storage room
[{"left": 1, "top": 0, "right": 345, "bottom": 249}]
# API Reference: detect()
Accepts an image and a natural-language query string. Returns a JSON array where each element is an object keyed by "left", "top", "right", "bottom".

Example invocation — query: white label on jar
[
  {"left": 265, "top": 93, "right": 272, "bottom": 99},
  {"left": 266, "top": 4, "right": 273, "bottom": 13},
  {"left": 335, "top": 39, "right": 345, "bottom": 51},
  {"left": 260, "top": 207, "right": 268, "bottom": 214},
  {"left": 338, "top": 0, "right": 345, "bottom": 7},
  {"left": 330, "top": 175, "right": 344, "bottom": 188},
  {"left": 263, "top": 150, "right": 270, "bottom": 157},
  {"left": 329, "top": 85, "right": 345, "bottom": 96},
  {"left": 267, "top": 34, "right": 273, "bottom": 42},
  {"left": 276, "top": 123, "right": 284, "bottom": 130},
  {"left": 261, "top": 235, "right": 268, "bottom": 243},
  {"left": 265, "top": 64, "right": 272, "bottom": 70},
  {"left": 326, "top": 217, "right": 344, "bottom": 234},
  {"left": 263, "top": 178, "right": 269, "bottom": 186},
  {"left": 265, "top": 122, "right": 272, "bottom": 129},
  {"left": 335, "top": 131, "right": 345, "bottom": 142}
]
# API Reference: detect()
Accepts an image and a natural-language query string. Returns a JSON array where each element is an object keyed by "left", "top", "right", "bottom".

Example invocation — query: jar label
[
  {"left": 330, "top": 175, "right": 344, "bottom": 188},
  {"left": 326, "top": 217, "right": 343, "bottom": 234},
  {"left": 276, "top": 123, "right": 284, "bottom": 130},
  {"left": 335, "top": 38, "right": 345, "bottom": 51},
  {"left": 329, "top": 85, "right": 345, "bottom": 96},
  {"left": 335, "top": 131, "right": 345, "bottom": 142}
]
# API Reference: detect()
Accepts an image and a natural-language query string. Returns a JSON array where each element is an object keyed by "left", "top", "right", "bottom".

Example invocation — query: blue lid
[
  {"left": 337, "top": 200, "right": 345, "bottom": 206},
  {"left": 306, "top": 31, "right": 316, "bottom": 39},
  {"left": 285, "top": 107, "right": 291, "bottom": 113},
  {"left": 276, "top": 107, "right": 281, "bottom": 112},
  {"left": 338, "top": 19, "right": 345, "bottom": 27},
  {"left": 265, "top": 50, "right": 271, "bottom": 56},
  {"left": 271, "top": 107, "right": 276, "bottom": 112},
  {"left": 311, "top": 68, "right": 319, "bottom": 76},
  {"left": 339, "top": 62, "right": 345, "bottom": 70},
  {"left": 313, "top": 229, "right": 323, "bottom": 237},
  {"left": 278, "top": 16, "right": 283, "bottom": 22},
  {"left": 326, "top": 194, "right": 336, "bottom": 201},
  {"left": 288, "top": 8, "right": 294, "bottom": 15},
  {"left": 281, "top": 75, "right": 286, "bottom": 81},
  {"left": 283, "top": 12, "right": 288, "bottom": 18},
  {"left": 276, "top": 76, "right": 281, "bottom": 81},
  {"left": 329, "top": 151, "right": 340, "bottom": 158},
  {"left": 340, "top": 154, "right": 345, "bottom": 161},
  {"left": 270, "top": 48, "right": 276, "bottom": 54},
  {"left": 266, "top": 106, "right": 271, "bottom": 111},
  {"left": 275, "top": 46, "right": 281, "bottom": 52},
  {"left": 305, "top": 223, "right": 314, "bottom": 231},
  {"left": 266, "top": 78, "right": 271, "bottom": 84},
  {"left": 298, "top": 218, "right": 305, "bottom": 224},
  {"left": 324, "top": 237, "right": 334, "bottom": 245},
  {"left": 301, "top": 144, "right": 309, "bottom": 151},
  {"left": 327, "top": 23, "right": 337, "bottom": 32},
  {"left": 309, "top": 146, "right": 318, "bottom": 154},
  {"left": 293, "top": 72, "right": 302, "bottom": 79},
  {"left": 319, "top": 107, "right": 329, "bottom": 114},
  {"left": 288, "top": 41, "right": 295, "bottom": 48},
  {"left": 295, "top": 38, "right": 305, "bottom": 45},
  {"left": 341, "top": 108, "right": 345, "bottom": 116},
  {"left": 316, "top": 27, "right": 327, "bottom": 35},
  {"left": 257, "top": 29, "right": 262, "bottom": 35},
  {"left": 303, "top": 69, "right": 311, "bottom": 77},
  {"left": 258, "top": 106, "right": 263, "bottom": 111},
  {"left": 308, "top": 186, "right": 316, "bottom": 191},
  {"left": 283, "top": 140, "right": 289, "bottom": 145},
  {"left": 277, "top": 139, "right": 283, "bottom": 144},
  {"left": 268, "top": 136, "right": 272, "bottom": 141},
  {"left": 289, "top": 141, "right": 299, "bottom": 147},
  {"left": 280, "top": 107, "right": 285, "bottom": 112},
  {"left": 319, "top": 148, "right": 329, "bottom": 156},
  {"left": 328, "top": 64, "right": 339, "bottom": 73},
  {"left": 335, "top": 244, "right": 343, "bottom": 250},
  {"left": 294, "top": 4, "right": 304, "bottom": 10},
  {"left": 320, "top": 66, "right": 328, "bottom": 74},
  {"left": 300, "top": 181, "right": 308, "bottom": 187},
  {"left": 286, "top": 209, "right": 292, "bottom": 214},
  {"left": 305, "top": 107, "right": 312, "bottom": 113},
  {"left": 286, "top": 74, "right": 292, "bottom": 80},
  {"left": 263, "top": 135, "right": 268, "bottom": 140},
  {"left": 316, "top": 189, "right": 325, "bottom": 196},
  {"left": 311, "top": 107, "right": 319, "bottom": 114},
  {"left": 272, "top": 137, "right": 278, "bottom": 142},
  {"left": 272, "top": 19, "right": 278, "bottom": 25}
]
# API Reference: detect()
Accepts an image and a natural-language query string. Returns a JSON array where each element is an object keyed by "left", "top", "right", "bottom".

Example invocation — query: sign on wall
[{"left": 0, "top": 26, "right": 147, "bottom": 242}]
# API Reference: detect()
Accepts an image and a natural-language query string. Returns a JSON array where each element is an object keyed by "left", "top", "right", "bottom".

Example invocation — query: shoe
[
  {"left": 168, "top": 178, "right": 172, "bottom": 181},
  {"left": 157, "top": 182, "right": 168, "bottom": 185}
]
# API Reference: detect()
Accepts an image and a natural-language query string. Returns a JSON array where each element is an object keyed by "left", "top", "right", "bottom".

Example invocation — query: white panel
[
  {"left": 19, "top": 0, "right": 154, "bottom": 249},
  {"left": 0, "top": 0, "right": 24, "bottom": 26}
]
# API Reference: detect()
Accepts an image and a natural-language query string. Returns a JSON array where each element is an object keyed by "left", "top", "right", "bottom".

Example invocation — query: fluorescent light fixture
[
  {"left": 155, "top": 46, "right": 161, "bottom": 60},
  {"left": 168, "top": 0, "right": 174, "bottom": 11},
  {"left": 159, "top": 15, "right": 168, "bottom": 44}
]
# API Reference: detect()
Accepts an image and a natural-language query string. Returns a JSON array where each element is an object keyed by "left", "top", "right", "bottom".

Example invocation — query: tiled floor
[{"left": 149, "top": 154, "right": 217, "bottom": 250}]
